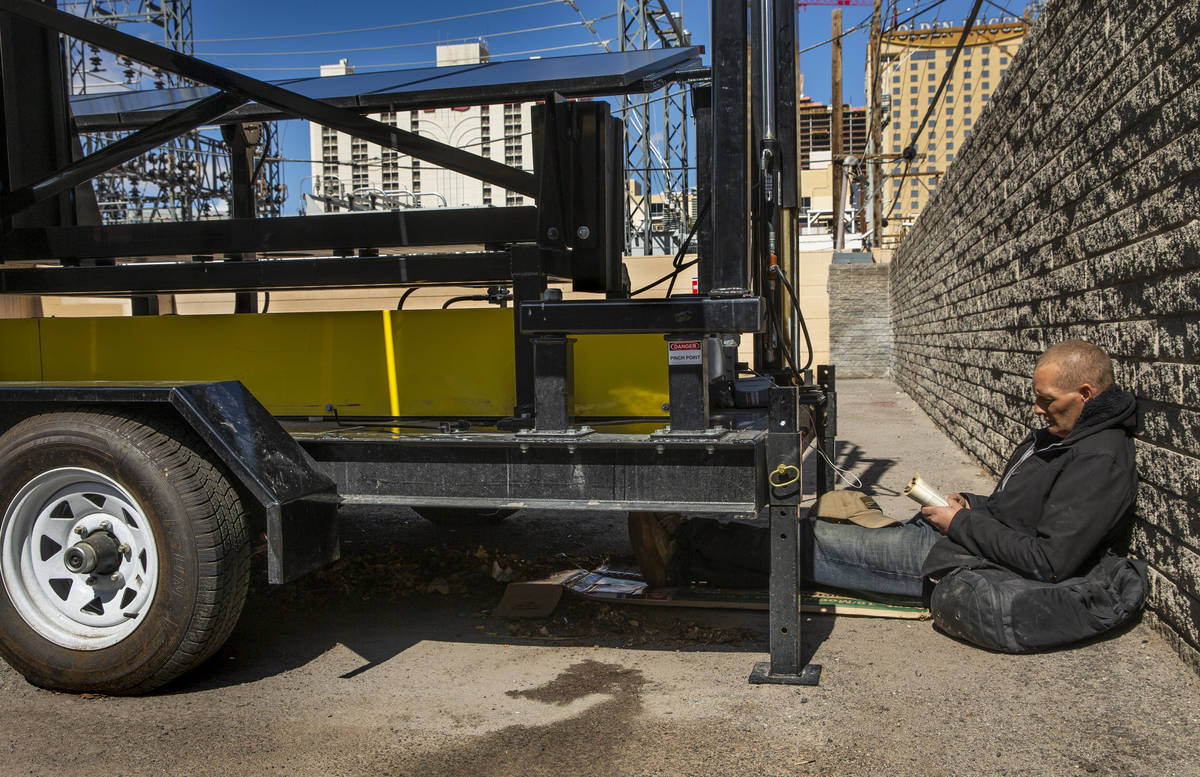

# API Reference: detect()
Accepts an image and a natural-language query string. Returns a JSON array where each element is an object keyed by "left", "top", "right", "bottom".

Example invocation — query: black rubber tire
[
  {"left": 413, "top": 507, "right": 516, "bottom": 526},
  {"left": 0, "top": 410, "right": 250, "bottom": 695}
]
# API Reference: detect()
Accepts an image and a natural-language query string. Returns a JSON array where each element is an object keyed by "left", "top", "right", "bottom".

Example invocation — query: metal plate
[{"left": 71, "top": 47, "right": 704, "bottom": 131}]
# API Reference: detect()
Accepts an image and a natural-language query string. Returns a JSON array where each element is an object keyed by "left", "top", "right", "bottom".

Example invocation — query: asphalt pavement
[{"left": 1, "top": 379, "right": 1197, "bottom": 777}]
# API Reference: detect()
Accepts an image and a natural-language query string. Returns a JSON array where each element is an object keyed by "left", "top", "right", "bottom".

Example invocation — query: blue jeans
[{"left": 675, "top": 514, "right": 942, "bottom": 599}]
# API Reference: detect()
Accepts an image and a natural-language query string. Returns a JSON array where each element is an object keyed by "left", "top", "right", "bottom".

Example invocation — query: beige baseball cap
[{"left": 814, "top": 490, "right": 900, "bottom": 529}]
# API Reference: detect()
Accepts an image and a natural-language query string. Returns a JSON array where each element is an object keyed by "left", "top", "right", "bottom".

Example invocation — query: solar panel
[{"left": 71, "top": 47, "right": 704, "bottom": 131}]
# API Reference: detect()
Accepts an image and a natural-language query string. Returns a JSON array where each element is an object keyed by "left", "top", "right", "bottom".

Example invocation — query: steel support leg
[
  {"left": 750, "top": 384, "right": 821, "bottom": 685},
  {"left": 664, "top": 335, "right": 710, "bottom": 431},
  {"left": 532, "top": 336, "right": 575, "bottom": 432},
  {"left": 813, "top": 364, "right": 837, "bottom": 495}
]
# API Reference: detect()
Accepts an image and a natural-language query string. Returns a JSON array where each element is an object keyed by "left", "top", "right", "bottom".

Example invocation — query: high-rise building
[
  {"left": 869, "top": 15, "right": 1033, "bottom": 244},
  {"left": 796, "top": 97, "right": 868, "bottom": 243},
  {"left": 306, "top": 43, "right": 535, "bottom": 214}
]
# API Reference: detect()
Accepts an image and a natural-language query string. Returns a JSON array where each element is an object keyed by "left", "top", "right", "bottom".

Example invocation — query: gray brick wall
[
  {"left": 890, "top": 0, "right": 1200, "bottom": 672},
  {"left": 829, "top": 263, "right": 892, "bottom": 377}
]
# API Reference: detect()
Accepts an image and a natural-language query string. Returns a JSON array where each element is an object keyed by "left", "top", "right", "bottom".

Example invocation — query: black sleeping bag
[{"left": 929, "top": 553, "right": 1148, "bottom": 653}]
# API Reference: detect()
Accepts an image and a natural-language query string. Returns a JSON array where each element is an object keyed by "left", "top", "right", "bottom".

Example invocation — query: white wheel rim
[{"left": 1, "top": 468, "right": 159, "bottom": 650}]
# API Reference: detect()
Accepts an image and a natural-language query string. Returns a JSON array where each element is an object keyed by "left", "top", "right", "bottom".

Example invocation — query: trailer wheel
[
  {"left": 0, "top": 411, "right": 249, "bottom": 695},
  {"left": 413, "top": 507, "right": 515, "bottom": 526}
]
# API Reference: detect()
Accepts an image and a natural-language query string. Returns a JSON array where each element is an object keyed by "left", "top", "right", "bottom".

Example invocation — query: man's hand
[
  {"left": 921, "top": 504, "right": 962, "bottom": 535},
  {"left": 946, "top": 493, "right": 970, "bottom": 510}
]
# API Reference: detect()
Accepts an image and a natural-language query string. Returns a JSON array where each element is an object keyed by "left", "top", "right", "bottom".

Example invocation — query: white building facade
[{"left": 306, "top": 43, "right": 536, "bottom": 214}]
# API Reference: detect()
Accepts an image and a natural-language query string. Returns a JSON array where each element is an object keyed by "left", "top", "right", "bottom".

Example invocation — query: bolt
[
  {"left": 576, "top": 225, "right": 591, "bottom": 240},
  {"left": 546, "top": 227, "right": 560, "bottom": 241},
  {"left": 99, "top": 521, "right": 113, "bottom": 533},
  {"left": 661, "top": 402, "right": 671, "bottom": 412},
  {"left": 110, "top": 572, "right": 124, "bottom": 585},
  {"left": 117, "top": 543, "right": 131, "bottom": 555},
  {"left": 85, "top": 575, "right": 97, "bottom": 586},
  {"left": 74, "top": 526, "right": 88, "bottom": 537}
]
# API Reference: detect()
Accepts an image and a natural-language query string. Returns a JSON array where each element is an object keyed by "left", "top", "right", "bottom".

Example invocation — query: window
[
  {"left": 911, "top": 74, "right": 918, "bottom": 82},
  {"left": 910, "top": 109, "right": 918, "bottom": 116},
  {"left": 947, "top": 153, "right": 955, "bottom": 161},
  {"left": 893, "top": 88, "right": 900, "bottom": 96},
  {"left": 928, "top": 73, "right": 936, "bottom": 80},
  {"left": 910, "top": 201, "right": 919, "bottom": 210},
  {"left": 910, "top": 121, "right": 918, "bottom": 128},
  {"left": 911, "top": 86, "right": 918, "bottom": 94},
  {"left": 964, "top": 117, "right": 973, "bottom": 125},
  {"left": 929, "top": 85, "right": 936, "bottom": 92},
  {"left": 1001, "top": 56, "right": 1009, "bottom": 65},
  {"left": 983, "top": 94, "right": 990, "bottom": 101},
  {"left": 893, "top": 75, "right": 900, "bottom": 83},
  {"left": 910, "top": 61, "right": 918, "bottom": 69},
  {"left": 946, "top": 119, "right": 954, "bottom": 127},
  {"left": 982, "top": 70, "right": 990, "bottom": 78},
  {"left": 964, "top": 82, "right": 973, "bottom": 91},
  {"left": 982, "top": 58, "right": 990, "bottom": 65},
  {"left": 946, "top": 82, "right": 954, "bottom": 90},
  {"left": 982, "top": 47, "right": 991, "bottom": 54},
  {"left": 893, "top": 133, "right": 901, "bottom": 143},
  {"left": 946, "top": 143, "right": 954, "bottom": 150},
  {"left": 910, "top": 98, "right": 917, "bottom": 105},
  {"left": 964, "top": 95, "right": 973, "bottom": 102},
  {"left": 963, "top": 71, "right": 972, "bottom": 80},
  {"left": 983, "top": 82, "right": 990, "bottom": 90},
  {"left": 927, "top": 142, "right": 936, "bottom": 150},
  {"left": 893, "top": 110, "right": 900, "bottom": 119},
  {"left": 1000, "top": 69, "right": 1007, "bottom": 77},
  {"left": 946, "top": 108, "right": 955, "bottom": 115}
]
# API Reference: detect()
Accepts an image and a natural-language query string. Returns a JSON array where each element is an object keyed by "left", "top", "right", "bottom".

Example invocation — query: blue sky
[{"left": 171, "top": 0, "right": 1027, "bottom": 213}]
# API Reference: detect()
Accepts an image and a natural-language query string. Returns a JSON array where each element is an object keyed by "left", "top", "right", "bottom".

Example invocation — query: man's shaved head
[{"left": 1036, "top": 340, "right": 1114, "bottom": 392}]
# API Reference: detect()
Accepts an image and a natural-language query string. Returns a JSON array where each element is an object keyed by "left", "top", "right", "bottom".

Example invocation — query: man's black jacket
[{"left": 921, "top": 386, "right": 1138, "bottom": 582}]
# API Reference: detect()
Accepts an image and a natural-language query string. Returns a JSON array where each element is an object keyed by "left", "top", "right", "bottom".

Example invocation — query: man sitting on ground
[{"left": 630, "top": 340, "right": 1147, "bottom": 650}]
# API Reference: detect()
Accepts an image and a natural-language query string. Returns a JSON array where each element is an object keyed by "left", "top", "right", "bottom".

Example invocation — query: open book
[{"left": 904, "top": 473, "right": 949, "bottom": 508}]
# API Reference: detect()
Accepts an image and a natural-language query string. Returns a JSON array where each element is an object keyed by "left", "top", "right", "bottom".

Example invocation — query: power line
[
  {"left": 886, "top": 0, "right": 984, "bottom": 221},
  {"left": 796, "top": 0, "right": 952, "bottom": 56},
  {"left": 196, "top": 14, "right": 615, "bottom": 58},
  {"left": 191, "top": 0, "right": 571, "bottom": 43}
]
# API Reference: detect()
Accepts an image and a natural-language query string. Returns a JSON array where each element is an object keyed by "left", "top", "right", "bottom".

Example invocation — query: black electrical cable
[
  {"left": 442, "top": 294, "right": 491, "bottom": 309},
  {"left": 397, "top": 287, "right": 418, "bottom": 310},
  {"left": 886, "top": 0, "right": 985, "bottom": 222},
  {"left": 769, "top": 263, "right": 814, "bottom": 372},
  {"left": 630, "top": 198, "right": 711, "bottom": 297}
]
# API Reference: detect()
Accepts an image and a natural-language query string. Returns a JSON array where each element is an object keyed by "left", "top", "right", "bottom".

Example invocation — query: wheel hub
[{"left": 64, "top": 529, "right": 122, "bottom": 576}]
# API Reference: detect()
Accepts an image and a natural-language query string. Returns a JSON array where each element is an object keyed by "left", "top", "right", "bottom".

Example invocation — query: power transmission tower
[
  {"left": 618, "top": 0, "right": 689, "bottom": 256},
  {"left": 67, "top": 1, "right": 284, "bottom": 224}
]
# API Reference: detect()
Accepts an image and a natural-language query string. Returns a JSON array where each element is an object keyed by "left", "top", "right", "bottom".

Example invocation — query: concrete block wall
[
  {"left": 890, "top": 0, "right": 1200, "bottom": 671},
  {"left": 829, "top": 263, "right": 892, "bottom": 377}
]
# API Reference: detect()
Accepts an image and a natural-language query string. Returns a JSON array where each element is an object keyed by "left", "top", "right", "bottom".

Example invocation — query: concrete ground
[{"left": 1, "top": 379, "right": 1197, "bottom": 777}]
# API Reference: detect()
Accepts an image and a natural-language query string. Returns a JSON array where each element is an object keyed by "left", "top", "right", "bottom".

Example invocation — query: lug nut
[
  {"left": 99, "top": 521, "right": 113, "bottom": 532},
  {"left": 74, "top": 526, "right": 88, "bottom": 537},
  {"left": 117, "top": 543, "right": 131, "bottom": 555},
  {"left": 85, "top": 575, "right": 97, "bottom": 586},
  {"left": 110, "top": 572, "right": 124, "bottom": 585}
]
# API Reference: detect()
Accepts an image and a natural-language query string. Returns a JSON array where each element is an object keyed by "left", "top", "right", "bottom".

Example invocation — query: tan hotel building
[{"left": 871, "top": 16, "right": 1033, "bottom": 244}]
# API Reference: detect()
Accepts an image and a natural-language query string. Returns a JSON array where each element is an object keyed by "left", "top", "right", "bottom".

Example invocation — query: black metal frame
[{"left": 0, "top": 0, "right": 833, "bottom": 685}]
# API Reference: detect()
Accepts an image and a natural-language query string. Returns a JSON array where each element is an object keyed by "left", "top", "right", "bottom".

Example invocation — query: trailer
[{"left": 0, "top": 0, "right": 832, "bottom": 693}]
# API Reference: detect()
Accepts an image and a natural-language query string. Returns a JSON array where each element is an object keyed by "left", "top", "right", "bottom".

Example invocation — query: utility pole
[
  {"left": 868, "top": 0, "right": 883, "bottom": 249},
  {"left": 830, "top": 9, "right": 843, "bottom": 249}
]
